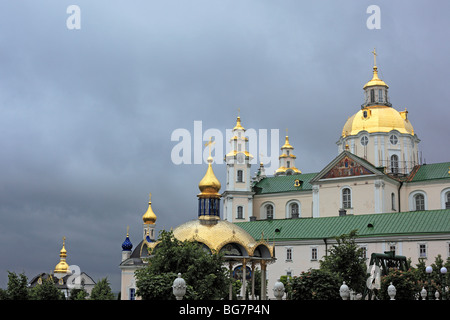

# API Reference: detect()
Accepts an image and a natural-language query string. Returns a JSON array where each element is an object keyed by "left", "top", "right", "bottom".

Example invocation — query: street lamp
[
  {"left": 440, "top": 267, "right": 448, "bottom": 300},
  {"left": 426, "top": 266, "right": 433, "bottom": 300}
]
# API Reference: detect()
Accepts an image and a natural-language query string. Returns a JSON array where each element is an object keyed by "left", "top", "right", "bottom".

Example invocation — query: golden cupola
[
  {"left": 197, "top": 138, "right": 222, "bottom": 224},
  {"left": 142, "top": 193, "right": 157, "bottom": 225},
  {"left": 54, "top": 237, "right": 69, "bottom": 277},
  {"left": 275, "top": 133, "right": 301, "bottom": 176},
  {"left": 198, "top": 156, "right": 222, "bottom": 197},
  {"left": 341, "top": 48, "right": 415, "bottom": 137}
]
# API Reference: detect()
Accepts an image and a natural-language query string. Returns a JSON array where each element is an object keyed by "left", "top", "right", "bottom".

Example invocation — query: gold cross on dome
[
  {"left": 205, "top": 137, "right": 215, "bottom": 158},
  {"left": 371, "top": 48, "right": 377, "bottom": 66},
  {"left": 149, "top": 192, "right": 152, "bottom": 202}
]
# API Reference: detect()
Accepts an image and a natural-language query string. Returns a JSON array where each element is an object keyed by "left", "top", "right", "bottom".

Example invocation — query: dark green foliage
[
  {"left": 320, "top": 230, "right": 367, "bottom": 294},
  {"left": 90, "top": 277, "right": 115, "bottom": 300},
  {"left": 291, "top": 269, "right": 341, "bottom": 300},
  {"left": 135, "top": 230, "right": 229, "bottom": 300}
]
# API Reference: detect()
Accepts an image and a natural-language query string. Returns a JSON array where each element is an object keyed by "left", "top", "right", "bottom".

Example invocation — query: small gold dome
[
  {"left": 281, "top": 136, "right": 294, "bottom": 149},
  {"left": 233, "top": 116, "right": 245, "bottom": 131},
  {"left": 198, "top": 157, "right": 221, "bottom": 197},
  {"left": 54, "top": 237, "right": 69, "bottom": 275},
  {"left": 363, "top": 66, "right": 389, "bottom": 89},
  {"left": 342, "top": 106, "right": 414, "bottom": 136},
  {"left": 142, "top": 193, "right": 157, "bottom": 225}
]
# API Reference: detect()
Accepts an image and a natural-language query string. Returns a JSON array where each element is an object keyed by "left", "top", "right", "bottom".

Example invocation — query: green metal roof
[
  {"left": 235, "top": 209, "right": 450, "bottom": 242},
  {"left": 408, "top": 162, "right": 450, "bottom": 182},
  {"left": 253, "top": 172, "right": 318, "bottom": 195}
]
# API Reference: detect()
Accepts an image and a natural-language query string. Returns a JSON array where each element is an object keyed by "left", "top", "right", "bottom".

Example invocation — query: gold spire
[
  {"left": 142, "top": 193, "right": 157, "bottom": 225},
  {"left": 233, "top": 110, "right": 245, "bottom": 131},
  {"left": 363, "top": 48, "right": 388, "bottom": 89},
  {"left": 281, "top": 135, "right": 294, "bottom": 149},
  {"left": 54, "top": 236, "right": 69, "bottom": 275},
  {"left": 198, "top": 137, "right": 221, "bottom": 197}
]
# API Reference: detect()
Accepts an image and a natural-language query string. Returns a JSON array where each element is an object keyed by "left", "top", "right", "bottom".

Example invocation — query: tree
[
  {"left": 90, "top": 278, "right": 115, "bottom": 300},
  {"left": 320, "top": 230, "right": 367, "bottom": 294},
  {"left": 69, "top": 287, "right": 89, "bottom": 300},
  {"left": 5, "top": 271, "right": 29, "bottom": 300},
  {"left": 291, "top": 269, "right": 341, "bottom": 300},
  {"left": 135, "top": 230, "right": 229, "bottom": 300},
  {"left": 379, "top": 268, "right": 420, "bottom": 300},
  {"left": 30, "top": 276, "right": 65, "bottom": 300}
]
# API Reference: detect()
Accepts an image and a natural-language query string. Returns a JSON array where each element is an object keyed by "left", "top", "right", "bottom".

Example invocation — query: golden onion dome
[
  {"left": 142, "top": 193, "right": 157, "bottom": 225},
  {"left": 342, "top": 106, "right": 414, "bottom": 137},
  {"left": 281, "top": 136, "right": 294, "bottom": 149},
  {"left": 54, "top": 237, "right": 69, "bottom": 275},
  {"left": 198, "top": 156, "right": 221, "bottom": 197},
  {"left": 233, "top": 116, "right": 245, "bottom": 131},
  {"left": 172, "top": 219, "right": 256, "bottom": 253}
]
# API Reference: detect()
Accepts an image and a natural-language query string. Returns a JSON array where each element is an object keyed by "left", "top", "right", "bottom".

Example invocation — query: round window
[
  {"left": 390, "top": 135, "right": 398, "bottom": 145},
  {"left": 360, "top": 136, "right": 369, "bottom": 146}
]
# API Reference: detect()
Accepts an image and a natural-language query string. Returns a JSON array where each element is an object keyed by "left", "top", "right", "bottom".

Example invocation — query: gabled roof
[
  {"left": 310, "top": 150, "right": 386, "bottom": 183},
  {"left": 407, "top": 162, "right": 450, "bottom": 183},
  {"left": 253, "top": 172, "right": 317, "bottom": 195},
  {"left": 235, "top": 209, "right": 450, "bottom": 242}
]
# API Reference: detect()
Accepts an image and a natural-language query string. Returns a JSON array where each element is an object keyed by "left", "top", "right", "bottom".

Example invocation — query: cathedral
[{"left": 120, "top": 51, "right": 450, "bottom": 299}]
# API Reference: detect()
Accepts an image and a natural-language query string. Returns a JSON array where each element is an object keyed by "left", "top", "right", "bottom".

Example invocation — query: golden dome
[
  {"left": 363, "top": 66, "right": 388, "bottom": 89},
  {"left": 233, "top": 116, "right": 245, "bottom": 131},
  {"left": 342, "top": 106, "right": 414, "bottom": 137},
  {"left": 173, "top": 219, "right": 258, "bottom": 254},
  {"left": 142, "top": 193, "right": 157, "bottom": 225},
  {"left": 54, "top": 237, "right": 69, "bottom": 275},
  {"left": 281, "top": 136, "right": 294, "bottom": 149},
  {"left": 198, "top": 157, "right": 221, "bottom": 197}
]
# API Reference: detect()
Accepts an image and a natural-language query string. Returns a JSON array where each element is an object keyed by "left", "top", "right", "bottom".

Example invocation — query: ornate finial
[
  {"left": 126, "top": 225, "right": 129, "bottom": 236},
  {"left": 372, "top": 48, "right": 377, "bottom": 67},
  {"left": 286, "top": 128, "right": 288, "bottom": 136},
  {"left": 149, "top": 192, "right": 152, "bottom": 203},
  {"left": 238, "top": 107, "right": 240, "bottom": 117}
]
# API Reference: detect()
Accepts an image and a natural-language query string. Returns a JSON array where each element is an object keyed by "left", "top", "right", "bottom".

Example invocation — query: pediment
[{"left": 312, "top": 151, "right": 382, "bottom": 182}]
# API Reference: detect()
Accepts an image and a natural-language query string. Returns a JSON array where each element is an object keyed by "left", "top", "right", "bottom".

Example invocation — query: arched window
[
  {"left": 414, "top": 194, "right": 425, "bottom": 211},
  {"left": 446, "top": 192, "right": 450, "bottom": 208},
  {"left": 290, "top": 203, "right": 299, "bottom": 217},
  {"left": 390, "top": 155, "right": 399, "bottom": 174},
  {"left": 237, "top": 170, "right": 243, "bottom": 182},
  {"left": 237, "top": 206, "right": 243, "bottom": 219},
  {"left": 342, "top": 188, "right": 351, "bottom": 209},
  {"left": 266, "top": 204, "right": 273, "bottom": 220}
]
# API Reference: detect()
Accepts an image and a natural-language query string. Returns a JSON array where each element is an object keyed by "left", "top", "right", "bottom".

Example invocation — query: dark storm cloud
[{"left": 0, "top": 1, "right": 449, "bottom": 291}]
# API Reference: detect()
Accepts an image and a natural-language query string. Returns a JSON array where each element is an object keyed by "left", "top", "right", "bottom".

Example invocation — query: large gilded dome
[
  {"left": 342, "top": 105, "right": 414, "bottom": 137},
  {"left": 173, "top": 219, "right": 259, "bottom": 254}
]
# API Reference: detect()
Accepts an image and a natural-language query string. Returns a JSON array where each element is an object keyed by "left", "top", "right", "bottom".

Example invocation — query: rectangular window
[
  {"left": 419, "top": 244, "right": 427, "bottom": 258},
  {"left": 378, "top": 89, "right": 383, "bottom": 102},
  {"left": 237, "top": 206, "right": 243, "bottom": 219},
  {"left": 311, "top": 247, "right": 318, "bottom": 261},
  {"left": 129, "top": 288, "right": 136, "bottom": 300},
  {"left": 286, "top": 248, "right": 292, "bottom": 261},
  {"left": 360, "top": 245, "right": 367, "bottom": 259}
]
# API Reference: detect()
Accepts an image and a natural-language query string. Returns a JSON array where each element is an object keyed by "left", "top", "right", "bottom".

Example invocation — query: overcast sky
[{"left": 1, "top": 1, "right": 449, "bottom": 292}]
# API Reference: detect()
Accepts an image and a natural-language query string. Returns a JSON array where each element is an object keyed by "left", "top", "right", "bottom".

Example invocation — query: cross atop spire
[
  {"left": 372, "top": 48, "right": 377, "bottom": 67},
  {"left": 205, "top": 136, "right": 215, "bottom": 160}
]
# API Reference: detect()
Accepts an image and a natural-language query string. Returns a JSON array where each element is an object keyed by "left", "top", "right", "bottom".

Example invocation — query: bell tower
[{"left": 222, "top": 114, "right": 254, "bottom": 222}]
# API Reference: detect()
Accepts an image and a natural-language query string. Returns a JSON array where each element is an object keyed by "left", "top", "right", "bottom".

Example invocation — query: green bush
[{"left": 291, "top": 269, "right": 341, "bottom": 300}]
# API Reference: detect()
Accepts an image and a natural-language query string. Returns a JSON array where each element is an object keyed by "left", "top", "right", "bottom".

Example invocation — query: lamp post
[
  {"left": 426, "top": 266, "right": 433, "bottom": 300},
  {"left": 440, "top": 267, "right": 448, "bottom": 300}
]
